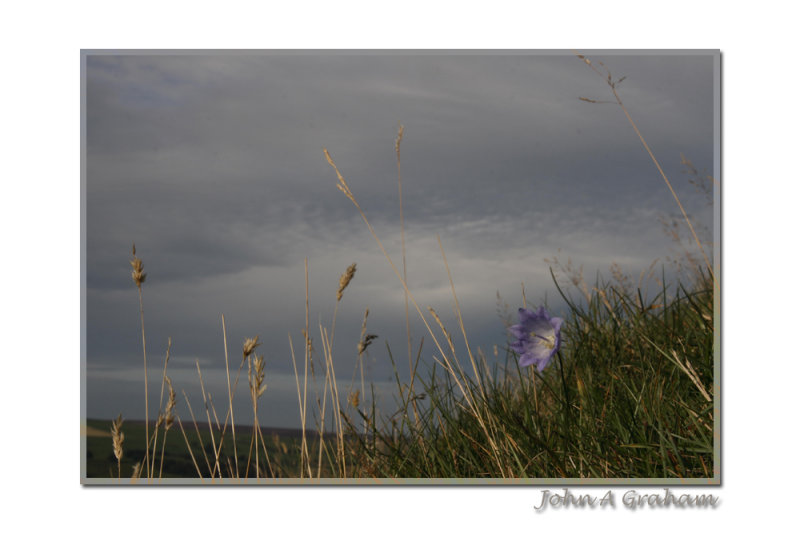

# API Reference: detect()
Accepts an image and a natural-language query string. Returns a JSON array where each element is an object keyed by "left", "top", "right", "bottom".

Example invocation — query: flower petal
[
  {"left": 526, "top": 317, "right": 555, "bottom": 338},
  {"left": 536, "top": 356, "right": 552, "bottom": 372},
  {"left": 550, "top": 316, "right": 564, "bottom": 333},
  {"left": 508, "top": 324, "right": 528, "bottom": 339},
  {"left": 508, "top": 306, "right": 564, "bottom": 372},
  {"left": 517, "top": 307, "right": 538, "bottom": 323}
]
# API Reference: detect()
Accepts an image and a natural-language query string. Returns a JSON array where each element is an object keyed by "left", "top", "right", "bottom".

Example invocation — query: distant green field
[{"left": 84, "top": 418, "right": 313, "bottom": 479}]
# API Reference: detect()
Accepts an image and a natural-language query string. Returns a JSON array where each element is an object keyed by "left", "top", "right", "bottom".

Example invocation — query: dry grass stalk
[
  {"left": 638, "top": 259, "right": 660, "bottom": 305},
  {"left": 316, "top": 356, "right": 330, "bottom": 479},
  {"left": 260, "top": 357, "right": 275, "bottom": 478},
  {"left": 596, "top": 287, "right": 621, "bottom": 327},
  {"left": 327, "top": 262, "right": 357, "bottom": 433},
  {"left": 437, "top": 235, "right": 485, "bottom": 400},
  {"left": 151, "top": 337, "right": 172, "bottom": 478},
  {"left": 220, "top": 314, "right": 239, "bottom": 480},
  {"left": 395, "top": 124, "right": 414, "bottom": 402},
  {"left": 429, "top": 349, "right": 483, "bottom": 419},
  {"left": 427, "top": 308, "right": 504, "bottom": 476},
  {"left": 609, "top": 262, "right": 633, "bottom": 297},
  {"left": 181, "top": 389, "right": 213, "bottom": 476},
  {"left": 256, "top": 427, "right": 274, "bottom": 478},
  {"left": 545, "top": 255, "right": 593, "bottom": 304},
  {"left": 175, "top": 414, "right": 204, "bottom": 479},
  {"left": 208, "top": 335, "right": 252, "bottom": 479},
  {"left": 428, "top": 251, "right": 505, "bottom": 478},
  {"left": 324, "top": 147, "right": 508, "bottom": 472},
  {"left": 158, "top": 376, "right": 177, "bottom": 479},
  {"left": 288, "top": 332, "right": 312, "bottom": 478},
  {"left": 110, "top": 414, "right": 124, "bottom": 480},
  {"left": 319, "top": 324, "right": 347, "bottom": 477},
  {"left": 302, "top": 332, "right": 315, "bottom": 378},
  {"left": 672, "top": 350, "right": 712, "bottom": 402},
  {"left": 195, "top": 360, "right": 222, "bottom": 480},
  {"left": 680, "top": 153, "right": 717, "bottom": 200},
  {"left": 477, "top": 346, "right": 493, "bottom": 386},
  {"left": 323, "top": 148, "right": 463, "bottom": 387},
  {"left": 207, "top": 394, "right": 223, "bottom": 434},
  {"left": 157, "top": 338, "right": 172, "bottom": 406},
  {"left": 245, "top": 353, "right": 272, "bottom": 479},
  {"left": 575, "top": 52, "right": 716, "bottom": 291},
  {"left": 427, "top": 307, "right": 456, "bottom": 356},
  {"left": 347, "top": 308, "right": 373, "bottom": 437},
  {"left": 130, "top": 242, "right": 150, "bottom": 480},
  {"left": 661, "top": 157, "right": 714, "bottom": 288},
  {"left": 302, "top": 258, "right": 311, "bottom": 476},
  {"left": 322, "top": 261, "right": 360, "bottom": 477}
]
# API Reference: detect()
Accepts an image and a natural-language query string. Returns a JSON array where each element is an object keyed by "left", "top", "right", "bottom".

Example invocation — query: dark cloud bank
[{"left": 83, "top": 51, "right": 716, "bottom": 428}]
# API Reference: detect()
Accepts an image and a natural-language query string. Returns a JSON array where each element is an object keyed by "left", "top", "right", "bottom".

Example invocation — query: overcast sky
[{"left": 82, "top": 51, "right": 716, "bottom": 429}]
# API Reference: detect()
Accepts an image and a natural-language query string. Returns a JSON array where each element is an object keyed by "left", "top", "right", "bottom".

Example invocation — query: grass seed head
[
  {"left": 131, "top": 462, "right": 142, "bottom": 481},
  {"left": 243, "top": 336, "right": 261, "bottom": 361},
  {"left": 337, "top": 263, "right": 357, "bottom": 302},
  {"left": 358, "top": 334, "right": 378, "bottom": 356},
  {"left": 348, "top": 390, "right": 360, "bottom": 408},
  {"left": 249, "top": 354, "right": 267, "bottom": 398},
  {"left": 395, "top": 124, "right": 404, "bottom": 157},
  {"left": 164, "top": 376, "right": 176, "bottom": 430},
  {"left": 428, "top": 306, "right": 456, "bottom": 355},
  {"left": 130, "top": 243, "right": 147, "bottom": 288},
  {"left": 324, "top": 148, "right": 360, "bottom": 208},
  {"left": 110, "top": 413, "right": 124, "bottom": 461}
]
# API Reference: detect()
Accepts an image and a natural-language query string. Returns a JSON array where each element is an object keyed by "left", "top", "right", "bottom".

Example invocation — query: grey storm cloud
[{"left": 83, "top": 51, "right": 716, "bottom": 428}]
